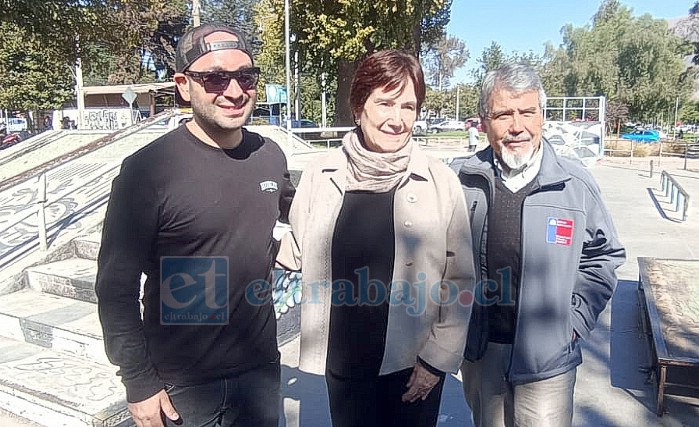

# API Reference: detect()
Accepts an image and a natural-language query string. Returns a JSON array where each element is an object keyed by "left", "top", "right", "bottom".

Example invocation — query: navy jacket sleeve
[
  {"left": 95, "top": 157, "right": 162, "bottom": 403},
  {"left": 571, "top": 179, "right": 626, "bottom": 340}
]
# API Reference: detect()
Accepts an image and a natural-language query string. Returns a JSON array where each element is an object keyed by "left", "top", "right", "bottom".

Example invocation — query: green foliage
[
  {"left": 0, "top": 0, "right": 106, "bottom": 62},
  {"left": 255, "top": 0, "right": 453, "bottom": 125},
  {"left": 201, "top": 0, "right": 258, "bottom": 40},
  {"left": 471, "top": 42, "right": 507, "bottom": 89},
  {"left": 422, "top": 34, "right": 467, "bottom": 90},
  {"left": 2, "top": 0, "right": 189, "bottom": 84},
  {"left": 680, "top": 100, "right": 699, "bottom": 124},
  {"left": 0, "top": 22, "right": 75, "bottom": 110},
  {"left": 97, "top": 0, "right": 189, "bottom": 83},
  {"left": 606, "top": 100, "right": 629, "bottom": 135},
  {"left": 560, "top": 1, "right": 690, "bottom": 121}
]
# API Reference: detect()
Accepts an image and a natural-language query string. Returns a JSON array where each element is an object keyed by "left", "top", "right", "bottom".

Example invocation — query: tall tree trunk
[
  {"left": 411, "top": 2, "right": 422, "bottom": 57},
  {"left": 334, "top": 58, "right": 359, "bottom": 126}
]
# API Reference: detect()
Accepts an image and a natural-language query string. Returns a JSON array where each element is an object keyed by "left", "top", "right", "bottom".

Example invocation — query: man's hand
[
  {"left": 128, "top": 389, "right": 180, "bottom": 427},
  {"left": 401, "top": 362, "right": 440, "bottom": 403}
]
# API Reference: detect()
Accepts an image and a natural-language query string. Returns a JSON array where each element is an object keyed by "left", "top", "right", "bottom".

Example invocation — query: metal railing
[
  {"left": 290, "top": 127, "right": 469, "bottom": 150},
  {"left": 660, "top": 170, "right": 690, "bottom": 221}
]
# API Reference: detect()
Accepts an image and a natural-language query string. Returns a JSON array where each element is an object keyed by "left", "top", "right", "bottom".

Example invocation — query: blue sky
[{"left": 446, "top": 0, "right": 695, "bottom": 85}]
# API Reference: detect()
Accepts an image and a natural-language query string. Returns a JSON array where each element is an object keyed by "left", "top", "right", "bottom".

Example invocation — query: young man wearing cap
[{"left": 96, "top": 24, "right": 294, "bottom": 427}]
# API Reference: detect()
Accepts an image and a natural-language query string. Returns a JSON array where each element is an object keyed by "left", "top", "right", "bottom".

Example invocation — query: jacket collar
[
  {"left": 459, "top": 139, "right": 570, "bottom": 188},
  {"left": 319, "top": 141, "right": 432, "bottom": 194}
]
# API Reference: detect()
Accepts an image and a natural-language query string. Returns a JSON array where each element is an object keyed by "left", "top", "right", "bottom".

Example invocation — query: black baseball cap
[{"left": 175, "top": 23, "right": 254, "bottom": 73}]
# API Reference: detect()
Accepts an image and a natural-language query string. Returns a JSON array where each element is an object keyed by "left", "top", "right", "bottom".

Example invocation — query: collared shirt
[{"left": 493, "top": 143, "right": 544, "bottom": 192}]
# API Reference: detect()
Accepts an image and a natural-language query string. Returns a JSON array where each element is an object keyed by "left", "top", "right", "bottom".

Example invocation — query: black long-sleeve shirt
[
  {"left": 327, "top": 190, "right": 395, "bottom": 378},
  {"left": 95, "top": 126, "right": 294, "bottom": 402}
]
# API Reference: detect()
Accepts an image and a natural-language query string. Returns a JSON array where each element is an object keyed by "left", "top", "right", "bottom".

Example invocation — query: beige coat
[{"left": 277, "top": 143, "right": 476, "bottom": 375}]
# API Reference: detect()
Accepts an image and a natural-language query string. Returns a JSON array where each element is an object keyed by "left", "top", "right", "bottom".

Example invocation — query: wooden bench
[{"left": 637, "top": 257, "right": 699, "bottom": 415}]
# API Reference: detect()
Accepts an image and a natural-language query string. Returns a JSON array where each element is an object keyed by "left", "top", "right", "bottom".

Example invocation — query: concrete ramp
[{"left": 247, "top": 125, "right": 316, "bottom": 154}]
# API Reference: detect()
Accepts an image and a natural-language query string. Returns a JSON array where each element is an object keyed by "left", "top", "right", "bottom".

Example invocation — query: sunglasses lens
[
  {"left": 235, "top": 71, "right": 259, "bottom": 91},
  {"left": 190, "top": 69, "right": 260, "bottom": 93},
  {"left": 202, "top": 73, "right": 231, "bottom": 93}
]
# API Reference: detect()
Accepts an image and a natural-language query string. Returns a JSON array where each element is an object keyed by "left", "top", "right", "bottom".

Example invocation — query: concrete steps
[
  {"left": 0, "top": 289, "right": 107, "bottom": 365},
  {"left": 25, "top": 258, "right": 97, "bottom": 304},
  {"left": 0, "top": 223, "right": 303, "bottom": 427},
  {"left": 0, "top": 336, "right": 131, "bottom": 427},
  {"left": 0, "top": 230, "right": 133, "bottom": 426},
  {"left": 72, "top": 233, "right": 101, "bottom": 261}
]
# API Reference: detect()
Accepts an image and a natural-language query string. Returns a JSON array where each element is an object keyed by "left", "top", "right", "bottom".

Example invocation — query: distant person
[
  {"left": 453, "top": 63, "right": 626, "bottom": 427},
  {"left": 468, "top": 122, "right": 479, "bottom": 152},
  {"left": 43, "top": 115, "right": 52, "bottom": 131},
  {"left": 277, "top": 49, "right": 476, "bottom": 427},
  {"left": 96, "top": 23, "right": 294, "bottom": 427},
  {"left": 61, "top": 116, "right": 70, "bottom": 129},
  {"left": 677, "top": 129, "right": 684, "bottom": 140}
]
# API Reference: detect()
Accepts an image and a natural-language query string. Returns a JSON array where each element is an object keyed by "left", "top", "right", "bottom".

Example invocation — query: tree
[
  {"left": 96, "top": 0, "right": 189, "bottom": 83},
  {"left": 0, "top": 0, "right": 108, "bottom": 64},
  {"left": 561, "top": 0, "right": 691, "bottom": 122},
  {"left": 680, "top": 100, "right": 699, "bottom": 124},
  {"left": 256, "top": 0, "right": 452, "bottom": 125},
  {"left": 606, "top": 100, "right": 629, "bottom": 135},
  {"left": 538, "top": 42, "right": 570, "bottom": 97},
  {"left": 201, "top": 0, "right": 258, "bottom": 40},
  {"left": 0, "top": 22, "right": 75, "bottom": 115},
  {"left": 2, "top": 0, "right": 190, "bottom": 85},
  {"left": 471, "top": 42, "right": 507, "bottom": 89},
  {"left": 422, "top": 34, "right": 467, "bottom": 91}
]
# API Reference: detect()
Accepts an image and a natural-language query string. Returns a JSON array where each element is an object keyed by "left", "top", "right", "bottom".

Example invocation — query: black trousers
[
  {"left": 164, "top": 360, "right": 280, "bottom": 427},
  {"left": 325, "top": 367, "right": 445, "bottom": 427}
]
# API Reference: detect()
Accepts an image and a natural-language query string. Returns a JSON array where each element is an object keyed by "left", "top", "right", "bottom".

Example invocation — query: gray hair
[{"left": 477, "top": 63, "right": 546, "bottom": 118}]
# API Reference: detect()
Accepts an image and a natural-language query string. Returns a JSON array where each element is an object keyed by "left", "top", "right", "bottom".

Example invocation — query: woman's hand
[{"left": 401, "top": 361, "right": 441, "bottom": 403}]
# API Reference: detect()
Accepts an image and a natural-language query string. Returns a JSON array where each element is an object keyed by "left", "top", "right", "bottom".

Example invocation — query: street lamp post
[
  {"left": 455, "top": 84, "right": 460, "bottom": 122},
  {"left": 192, "top": 0, "right": 201, "bottom": 27},
  {"left": 284, "top": 0, "right": 292, "bottom": 138}
]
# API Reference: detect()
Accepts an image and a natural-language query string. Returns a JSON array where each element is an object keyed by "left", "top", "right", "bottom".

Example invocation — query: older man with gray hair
[{"left": 452, "top": 63, "right": 626, "bottom": 427}]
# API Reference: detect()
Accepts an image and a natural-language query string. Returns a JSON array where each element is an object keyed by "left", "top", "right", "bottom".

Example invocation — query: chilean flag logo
[{"left": 546, "top": 217, "right": 574, "bottom": 246}]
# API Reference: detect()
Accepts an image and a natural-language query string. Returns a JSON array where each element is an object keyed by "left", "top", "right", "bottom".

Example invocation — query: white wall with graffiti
[{"left": 52, "top": 108, "right": 141, "bottom": 131}]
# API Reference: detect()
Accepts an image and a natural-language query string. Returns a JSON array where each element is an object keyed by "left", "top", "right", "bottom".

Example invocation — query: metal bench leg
[{"left": 657, "top": 364, "right": 666, "bottom": 416}]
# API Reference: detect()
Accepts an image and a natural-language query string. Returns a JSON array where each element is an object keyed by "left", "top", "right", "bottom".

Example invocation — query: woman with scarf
[{"left": 277, "top": 49, "right": 476, "bottom": 427}]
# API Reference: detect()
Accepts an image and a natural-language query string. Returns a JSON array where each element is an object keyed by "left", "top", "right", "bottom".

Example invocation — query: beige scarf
[{"left": 342, "top": 129, "right": 413, "bottom": 192}]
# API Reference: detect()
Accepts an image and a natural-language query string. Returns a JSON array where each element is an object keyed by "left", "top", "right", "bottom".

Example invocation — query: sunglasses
[{"left": 184, "top": 67, "right": 261, "bottom": 93}]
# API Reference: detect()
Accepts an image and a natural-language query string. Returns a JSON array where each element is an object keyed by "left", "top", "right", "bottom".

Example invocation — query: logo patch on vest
[
  {"left": 546, "top": 217, "right": 573, "bottom": 246},
  {"left": 259, "top": 180, "right": 278, "bottom": 193}
]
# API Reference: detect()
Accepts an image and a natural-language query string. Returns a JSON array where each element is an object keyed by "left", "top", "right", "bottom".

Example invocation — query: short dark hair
[{"left": 349, "top": 50, "right": 425, "bottom": 120}]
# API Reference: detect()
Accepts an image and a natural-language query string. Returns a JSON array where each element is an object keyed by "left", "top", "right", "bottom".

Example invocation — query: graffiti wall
[
  {"left": 51, "top": 108, "right": 136, "bottom": 131},
  {"left": 84, "top": 109, "right": 131, "bottom": 130}
]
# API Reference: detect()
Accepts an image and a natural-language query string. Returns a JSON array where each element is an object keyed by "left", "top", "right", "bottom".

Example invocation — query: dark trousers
[
  {"left": 164, "top": 359, "right": 280, "bottom": 427},
  {"left": 325, "top": 367, "right": 445, "bottom": 427}
]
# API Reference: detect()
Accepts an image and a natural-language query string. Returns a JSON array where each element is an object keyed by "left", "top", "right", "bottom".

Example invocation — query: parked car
[
  {"left": 620, "top": 129, "right": 660, "bottom": 143},
  {"left": 0, "top": 132, "right": 21, "bottom": 149},
  {"left": 412, "top": 119, "right": 428, "bottom": 135},
  {"left": 431, "top": 120, "right": 466, "bottom": 133}
]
